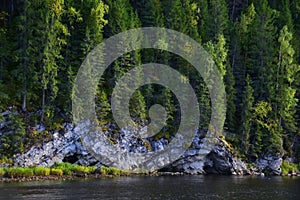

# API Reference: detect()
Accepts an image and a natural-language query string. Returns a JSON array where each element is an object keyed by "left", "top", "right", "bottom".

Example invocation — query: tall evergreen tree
[
  {"left": 240, "top": 75, "right": 254, "bottom": 156},
  {"left": 231, "top": 3, "right": 256, "bottom": 139},
  {"left": 276, "top": 25, "right": 299, "bottom": 154},
  {"left": 0, "top": 11, "right": 9, "bottom": 110},
  {"left": 40, "top": 0, "right": 68, "bottom": 122},
  {"left": 56, "top": 0, "right": 108, "bottom": 117},
  {"left": 206, "top": 0, "right": 230, "bottom": 41},
  {"left": 248, "top": 0, "right": 278, "bottom": 102},
  {"left": 105, "top": 0, "right": 147, "bottom": 123}
]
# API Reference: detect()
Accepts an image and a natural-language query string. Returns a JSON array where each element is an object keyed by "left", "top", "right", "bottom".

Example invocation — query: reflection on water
[{"left": 0, "top": 176, "right": 300, "bottom": 200}]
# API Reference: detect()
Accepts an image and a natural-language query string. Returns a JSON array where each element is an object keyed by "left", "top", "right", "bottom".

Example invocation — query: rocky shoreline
[
  {"left": 1, "top": 171, "right": 300, "bottom": 184},
  {"left": 1, "top": 119, "right": 298, "bottom": 177}
]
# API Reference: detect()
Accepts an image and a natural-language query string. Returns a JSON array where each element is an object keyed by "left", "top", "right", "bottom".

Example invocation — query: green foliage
[
  {"left": 71, "top": 164, "right": 97, "bottom": 174},
  {"left": 96, "top": 89, "right": 111, "bottom": 122},
  {"left": 240, "top": 75, "right": 254, "bottom": 156},
  {"left": 6, "top": 167, "right": 34, "bottom": 178},
  {"left": 0, "top": 164, "right": 98, "bottom": 178},
  {"left": 52, "top": 162, "right": 73, "bottom": 175},
  {"left": 1, "top": 0, "right": 300, "bottom": 165},
  {"left": 276, "top": 25, "right": 299, "bottom": 133},
  {"left": 34, "top": 167, "right": 50, "bottom": 176},
  {"left": 52, "top": 162, "right": 97, "bottom": 175},
  {"left": 0, "top": 156, "right": 13, "bottom": 166},
  {"left": 50, "top": 168, "right": 63, "bottom": 176},
  {"left": 250, "top": 101, "right": 283, "bottom": 157},
  {"left": 100, "top": 166, "right": 128, "bottom": 175},
  {"left": 205, "top": 0, "right": 230, "bottom": 40},
  {"left": 0, "top": 168, "right": 4, "bottom": 176},
  {"left": 281, "top": 160, "right": 299, "bottom": 175},
  {"left": 0, "top": 113, "right": 26, "bottom": 158}
]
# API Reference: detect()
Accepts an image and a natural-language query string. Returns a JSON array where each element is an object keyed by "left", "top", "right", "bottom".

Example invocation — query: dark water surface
[{"left": 0, "top": 175, "right": 300, "bottom": 200}]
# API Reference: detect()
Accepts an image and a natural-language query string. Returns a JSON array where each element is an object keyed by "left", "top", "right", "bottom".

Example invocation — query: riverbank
[
  {"left": 1, "top": 164, "right": 300, "bottom": 183},
  {"left": 0, "top": 162, "right": 144, "bottom": 183}
]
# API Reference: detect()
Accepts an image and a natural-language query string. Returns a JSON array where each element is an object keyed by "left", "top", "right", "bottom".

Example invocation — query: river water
[{"left": 0, "top": 176, "right": 299, "bottom": 200}]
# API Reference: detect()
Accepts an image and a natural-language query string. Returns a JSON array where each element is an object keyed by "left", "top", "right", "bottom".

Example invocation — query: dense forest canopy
[{"left": 0, "top": 0, "right": 300, "bottom": 164}]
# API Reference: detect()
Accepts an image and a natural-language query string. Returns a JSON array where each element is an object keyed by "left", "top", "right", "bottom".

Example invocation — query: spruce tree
[
  {"left": 240, "top": 75, "right": 254, "bottom": 156},
  {"left": 40, "top": 0, "right": 68, "bottom": 122},
  {"left": 0, "top": 11, "right": 9, "bottom": 110},
  {"left": 248, "top": 0, "right": 278, "bottom": 101},
  {"left": 276, "top": 25, "right": 299, "bottom": 155},
  {"left": 57, "top": 0, "right": 108, "bottom": 117},
  {"left": 105, "top": 0, "right": 147, "bottom": 123},
  {"left": 206, "top": 0, "right": 230, "bottom": 41},
  {"left": 231, "top": 3, "right": 256, "bottom": 143}
]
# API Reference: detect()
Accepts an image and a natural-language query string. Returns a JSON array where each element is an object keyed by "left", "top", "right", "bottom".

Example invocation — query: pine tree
[
  {"left": 248, "top": 0, "right": 278, "bottom": 101},
  {"left": 276, "top": 25, "right": 299, "bottom": 155},
  {"left": 105, "top": 0, "right": 147, "bottom": 123},
  {"left": 57, "top": 0, "right": 108, "bottom": 118},
  {"left": 204, "top": 34, "right": 227, "bottom": 133},
  {"left": 195, "top": 0, "right": 209, "bottom": 42},
  {"left": 251, "top": 101, "right": 283, "bottom": 158},
  {"left": 11, "top": 0, "right": 39, "bottom": 113},
  {"left": 0, "top": 11, "right": 9, "bottom": 110},
  {"left": 240, "top": 75, "right": 254, "bottom": 156},
  {"left": 231, "top": 3, "right": 256, "bottom": 142},
  {"left": 206, "top": 0, "right": 230, "bottom": 41},
  {"left": 224, "top": 63, "right": 236, "bottom": 132},
  {"left": 167, "top": 0, "right": 200, "bottom": 41},
  {"left": 40, "top": 0, "right": 68, "bottom": 122}
]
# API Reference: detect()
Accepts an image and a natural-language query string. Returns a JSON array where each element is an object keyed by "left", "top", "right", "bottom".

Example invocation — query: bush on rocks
[
  {"left": 6, "top": 167, "right": 34, "bottom": 178},
  {"left": 0, "top": 168, "right": 4, "bottom": 176},
  {"left": 34, "top": 167, "right": 50, "bottom": 176},
  {"left": 50, "top": 168, "right": 63, "bottom": 176}
]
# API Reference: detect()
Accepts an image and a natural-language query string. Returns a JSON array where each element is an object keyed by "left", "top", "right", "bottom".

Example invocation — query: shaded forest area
[{"left": 0, "top": 0, "right": 300, "bottom": 164}]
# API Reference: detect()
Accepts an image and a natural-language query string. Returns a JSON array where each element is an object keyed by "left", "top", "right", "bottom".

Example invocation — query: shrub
[
  {"left": 52, "top": 162, "right": 98, "bottom": 175},
  {"left": 87, "top": 166, "right": 97, "bottom": 174},
  {"left": 0, "top": 168, "right": 4, "bottom": 176},
  {"left": 50, "top": 169, "right": 63, "bottom": 176},
  {"left": 110, "top": 167, "right": 121, "bottom": 175},
  {"left": 6, "top": 167, "right": 34, "bottom": 178},
  {"left": 100, "top": 166, "right": 123, "bottom": 175},
  {"left": 53, "top": 162, "right": 73, "bottom": 175},
  {"left": 22, "top": 168, "right": 34, "bottom": 177},
  {"left": 281, "top": 161, "right": 299, "bottom": 175},
  {"left": 72, "top": 165, "right": 89, "bottom": 174},
  {"left": 34, "top": 167, "right": 50, "bottom": 176},
  {"left": 71, "top": 165, "right": 97, "bottom": 174},
  {"left": 100, "top": 166, "right": 109, "bottom": 175}
]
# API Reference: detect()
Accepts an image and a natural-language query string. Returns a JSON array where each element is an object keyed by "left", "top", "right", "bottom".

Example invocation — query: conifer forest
[{"left": 0, "top": 0, "right": 300, "bottom": 165}]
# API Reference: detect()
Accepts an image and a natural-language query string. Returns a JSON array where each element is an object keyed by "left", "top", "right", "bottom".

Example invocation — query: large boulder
[
  {"left": 256, "top": 154, "right": 282, "bottom": 175},
  {"left": 161, "top": 134, "right": 250, "bottom": 175}
]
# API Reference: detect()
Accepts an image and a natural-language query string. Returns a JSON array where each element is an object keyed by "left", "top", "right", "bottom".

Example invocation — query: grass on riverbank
[{"left": 0, "top": 162, "right": 130, "bottom": 178}]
